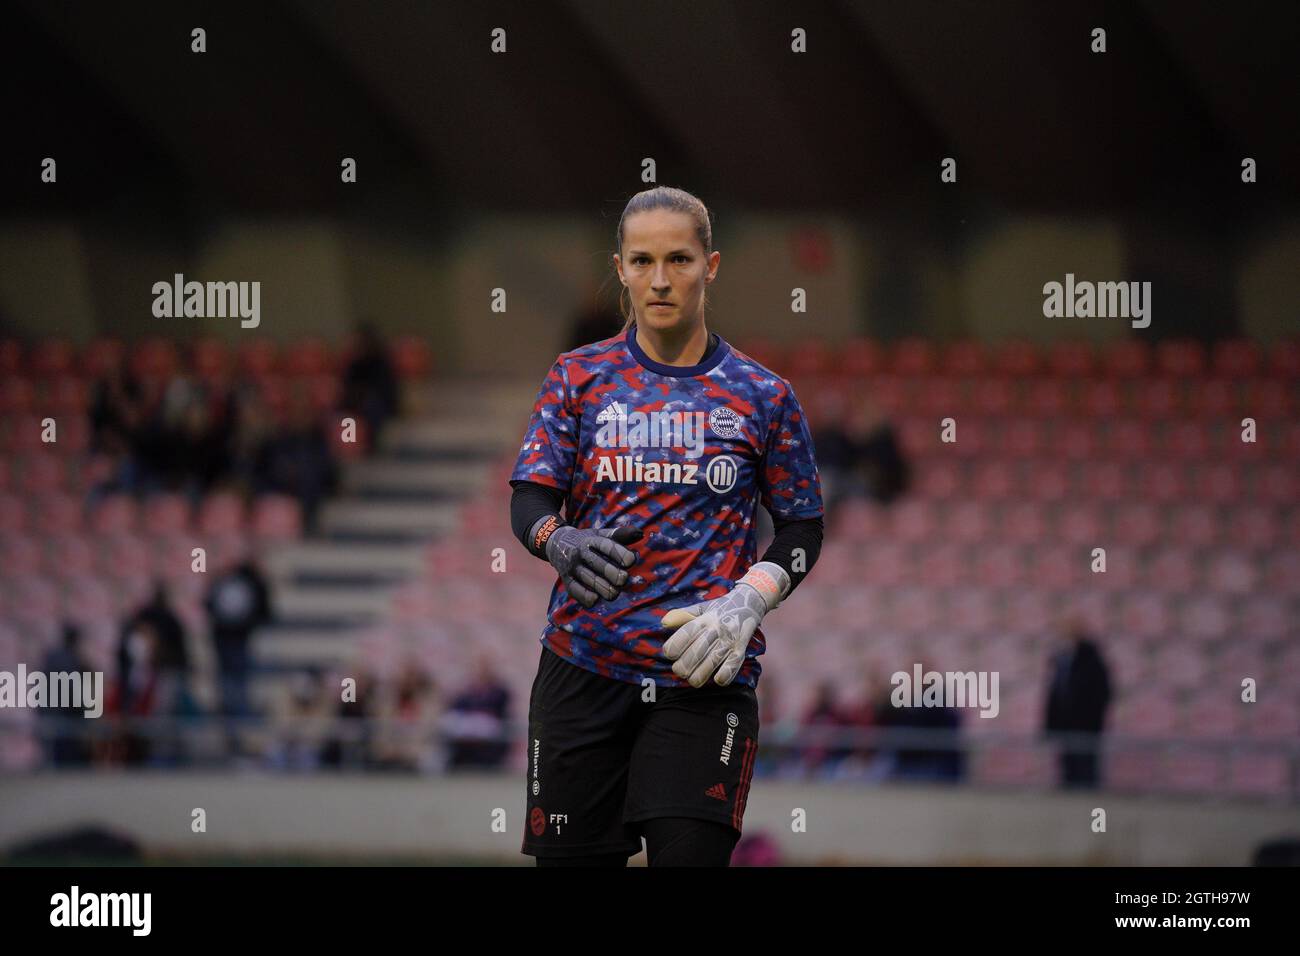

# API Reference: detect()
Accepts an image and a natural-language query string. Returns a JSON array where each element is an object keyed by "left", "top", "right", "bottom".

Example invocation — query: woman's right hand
[{"left": 545, "top": 524, "right": 643, "bottom": 608}]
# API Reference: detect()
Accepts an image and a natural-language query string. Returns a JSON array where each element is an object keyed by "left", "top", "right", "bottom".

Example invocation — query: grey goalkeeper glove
[
  {"left": 661, "top": 561, "right": 791, "bottom": 687},
  {"left": 537, "top": 520, "right": 643, "bottom": 609}
]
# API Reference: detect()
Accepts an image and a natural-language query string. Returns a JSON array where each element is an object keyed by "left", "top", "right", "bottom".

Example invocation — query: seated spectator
[
  {"left": 252, "top": 397, "right": 338, "bottom": 534},
  {"left": 343, "top": 321, "right": 400, "bottom": 445},
  {"left": 444, "top": 655, "right": 511, "bottom": 770},
  {"left": 38, "top": 624, "right": 94, "bottom": 767}
]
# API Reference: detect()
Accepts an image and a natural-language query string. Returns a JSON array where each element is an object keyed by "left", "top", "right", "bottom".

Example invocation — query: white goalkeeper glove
[{"left": 660, "top": 561, "right": 791, "bottom": 687}]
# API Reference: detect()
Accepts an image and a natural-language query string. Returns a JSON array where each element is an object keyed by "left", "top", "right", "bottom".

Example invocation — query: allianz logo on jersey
[{"left": 592, "top": 402, "right": 745, "bottom": 493}]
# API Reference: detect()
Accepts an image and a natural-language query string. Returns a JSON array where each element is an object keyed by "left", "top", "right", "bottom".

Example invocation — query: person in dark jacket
[
  {"left": 204, "top": 558, "right": 273, "bottom": 755},
  {"left": 1044, "top": 616, "right": 1113, "bottom": 788}
]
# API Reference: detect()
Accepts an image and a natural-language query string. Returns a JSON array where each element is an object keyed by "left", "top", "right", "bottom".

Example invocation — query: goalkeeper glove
[
  {"left": 535, "top": 518, "right": 643, "bottom": 609},
  {"left": 661, "top": 561, "right": 791, "bottom": 687}
]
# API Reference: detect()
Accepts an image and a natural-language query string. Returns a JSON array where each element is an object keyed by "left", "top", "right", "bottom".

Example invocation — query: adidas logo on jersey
[
  {"left": 705, "top": 783, "right": 728, "bottom": 801},
  {"left": 596, "top": 402, "right": 628, "bottom": 423}
]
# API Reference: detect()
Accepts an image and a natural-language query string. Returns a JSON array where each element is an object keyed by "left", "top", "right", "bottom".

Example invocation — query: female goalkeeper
[{"left": 509, "top": 186, "right": 824, "bottom": 867}]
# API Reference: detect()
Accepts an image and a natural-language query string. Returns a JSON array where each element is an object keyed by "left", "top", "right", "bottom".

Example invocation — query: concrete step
[
  {"left": 318, "top": 499, "right": 461, "bottom": 540},
  {"left": 342, "top": 458, "right": 490, "bottom": 497},
  {"left": 253, "top": 629, "right": 360, "bottom": 667},
  {"left": 272, "top": 583, "right": 399, "bottom": 621},
  {"left": 379, "top": 418, "right": 519, "bottom": 456},
  {"left": 263, "top": 540, "right": 428, "bottom": 581}
]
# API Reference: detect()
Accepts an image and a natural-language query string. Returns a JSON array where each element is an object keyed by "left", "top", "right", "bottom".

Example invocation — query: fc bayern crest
[{"left": 709, "top": 406, "right": 743, "bottom": 439}]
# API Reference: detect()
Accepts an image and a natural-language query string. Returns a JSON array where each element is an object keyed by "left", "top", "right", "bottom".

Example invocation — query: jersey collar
[{"left": 625, "top": 322, "right": 730, "bottom": 378}]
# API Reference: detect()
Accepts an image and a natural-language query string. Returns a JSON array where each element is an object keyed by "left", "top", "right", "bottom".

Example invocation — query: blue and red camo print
[{"left": 510, "top": 324, "right": 823, "bottom": 689}]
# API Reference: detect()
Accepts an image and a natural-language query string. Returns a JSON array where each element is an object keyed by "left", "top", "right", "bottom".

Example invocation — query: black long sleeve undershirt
[{"left": 508, "top": 479, "right": 824, "bottom": 597}]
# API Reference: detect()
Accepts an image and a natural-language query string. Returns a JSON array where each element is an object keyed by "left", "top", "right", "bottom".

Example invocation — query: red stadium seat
[
  {"left": 238, "top": 339, "right": 280, "bottom": 379},
  {"left": 17, "top": 453, "right": 65, "bottom": 495},
  {"left": 1267, "top": 339, "right": 1300, "bottom": 378},
  {"left": 974, "top": 544, "right": 1024, "bottom": 588},
  {"left": 0, "top": 378, "right": 35, "bottom": 415},
  {"left": 890, "top": 500, "right": 937, "bottom": 542},
  {"left": 49, "top": 376, "right": 90, "bottom": 416},
  {"left": 197, "top": 492, "right": 246, "bottom": 536},
  {"left": 1000, "top": 501, "right": 1045, "bottom": 544},
  {"left": 971, "top": 461, "right": 1017, "bottom": 499},
  {"left": 36, "top": 493, "right": 83, "bottom": 534},
  {"left": 837, "top": 338, "right": 884, "bottom": 379},
  {"left": 1146, "top": 547, "right": 1197, "bottom": 592},
  {"left": 1137, "top": 462, "right": 1188, "bottom": 504},
  {"left": 1022, "top": 378, "right": 1071, "bottom": 417},
  {"left": 251, "top": 495, "right": 302, "bottom": 540},
  {"left": 0, "top": 494, "right": 26, "bottom": 534},
  {"left": 1000, "top": 420, "right": 1043, "bottom": 458},
  {"left": 1227, "top": 755, "right": 1290, "bottom": 796},
  {"left": 46, "top": 534, "right": 98, "bottom": 578},
  {"left": 1242, "top": 379, "right": 1292, "bottom": 419},
  {"left": 90, "top": 494, "right": 139, "bottom": 535},
  {"left": 1129, "top": 379, "right": 1181, "bottom": 418},
  {"left": 1117, "top": 592, "right": 1170, "bottom": 639},
  {"left": 193, "top": 337, "right": 231, "bottom": 383},
  {"left": 1099, "top": 339, "right": 1150, "bottom": 378},
  {"left": 1161, "top": 421, "right": 1211, "bottom": 459},
  {"left": 1255, "top": 464, "right": 1297, "bottom": 504},
  {"left": 1057, "top": 504, "right": 1105, "bottom": 545},
  {"left": 1155, "top": 340, "right": 1206, "bottom": 377},
  {"left": 0, "top": 340, "right": 21, "bottom": 376},
  {"left": 916, "top": 544, "right": 965, "bottom": 587},
  {"left": 915, "top": 461, "right": 961, "bottom": 499},
  {"left": 1023, "top": 461, "right": 1069, "bottom": 501},
  {"left": 991, "top": 340, "right": 1040, "bottom": 377},
  {"left": 129, "top": 337, "right": 179, "bottom": 381},
  {"left": 939, "top": 341, "right": 985, "bottom": 376},
  {"left": 1175, "top": 594, "right": 1231, "bottom": 643},
  {"left": 1224, "top": 505, "right": 1278, "bottom": 551},
  {"left": 1051, "top": 420, "right": 1096, "bottom": 460},
  {"left": 392, "top": 335, "right": 433, "bottom": 379},
  {"left": 946, "top": 501, "right": 991, "bottom": 543},
  {"left": 1168, "top": 504, "right": 1219, "bottom": 547},
  {"left": 1211, "top": 340, "right": 1261, "bottom": 377},
  {"left": 284, "top": 337, "right": 333, "bottom": 377},
  {"left": 1185, "top": 379, "right": 1238, "bottom": 418},
  {"left": 1237, "top": 596, "right": 1289, "bottom": 642},
  {"left": 31, "top": 339, "right": 76, "bottom": 378},
  {"left": 142, "top": 494, "right": 191, "bottom": 536},
  {"left": 1079, "top": 380, "right": 1124, "bottom": 417},
  {"left": 1046, "top": 340, "right": 1094, "bottom": 377},
  {"left": 889, "top": 338, "right": 936, "bottom": 376},
  {"left": 1194, "top": 463, "right": 1241, "bottom": 503},
  {"left": 1202, "top": 550, "right": 1257, "bottom": 595},
  {"left": 79, "top": 338, "right": 126, "bottom": 378},
  {"left": 1078, "top": 460, "right": 1126, "bottom": 501},
  {"left": 1029, "top": 544, "right": 1078, "bottom": 589},
  {"left": 969, "top": 378, "right": 1015, "bottom": 415},
  {"left": 913, "top": 376, "right": 964, "bottom": 417}
]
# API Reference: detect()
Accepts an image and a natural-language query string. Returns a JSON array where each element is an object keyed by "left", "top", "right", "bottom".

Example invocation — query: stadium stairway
[{"left": 250, "top": 378, "right": 538, "bottom": 689}]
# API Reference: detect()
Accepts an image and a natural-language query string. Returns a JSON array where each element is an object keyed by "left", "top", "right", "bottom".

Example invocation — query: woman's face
[{"left": 614, "top": 209, "right": 719, "bottom": 332}]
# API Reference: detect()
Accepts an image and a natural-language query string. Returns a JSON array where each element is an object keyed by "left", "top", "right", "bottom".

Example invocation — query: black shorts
[{"left": 522, "top": 644, "right": 760, "bottom": 858}]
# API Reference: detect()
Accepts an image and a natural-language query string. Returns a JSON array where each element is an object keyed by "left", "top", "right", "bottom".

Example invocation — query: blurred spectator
[
  {"left": 444, "top": 655, "right": 511, "bottom": 770},
  {"left": 731, "top": 831, "right": 783, "bottom": 867},
  {"left": 565, "top": 287, "right": 622, "bottom": 351},
  {"left": 38, "top": 624, "right": 94, "bottom": 767},
  {"left": 204, "top": 557, "right": 273, "bottom": 754},
  {"left": 343, "top": 321, "right": 400, "bottom": 444},
  {"left": 106, "top": 620, "right": 162, "bottom": 766},
  {"left": 372, "top": 665, "right": 439, "bottom": 772},
  {"left": 1044, "top": 616, "right": 1113, "bottom": 789},
  {"left": 800, "top": 680, "right": 853, "bottom": 775},
  {"left": 120, "top": 581, "right": 188, "bottom": 679},
  {"left": 813, "top": 394, "right": 909, "bottom": 508},
  {"left": 876, "top": 659, "right": 965, "bottom": 782},
  {"left": 252, "top": 396, "right": 338, "bottom": 533},
  {"left": 320, "top": 670, "right": 376, "bottom": 769},
  {"left": 268, "top": 671, "right": 330, "bottom": 772}
]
